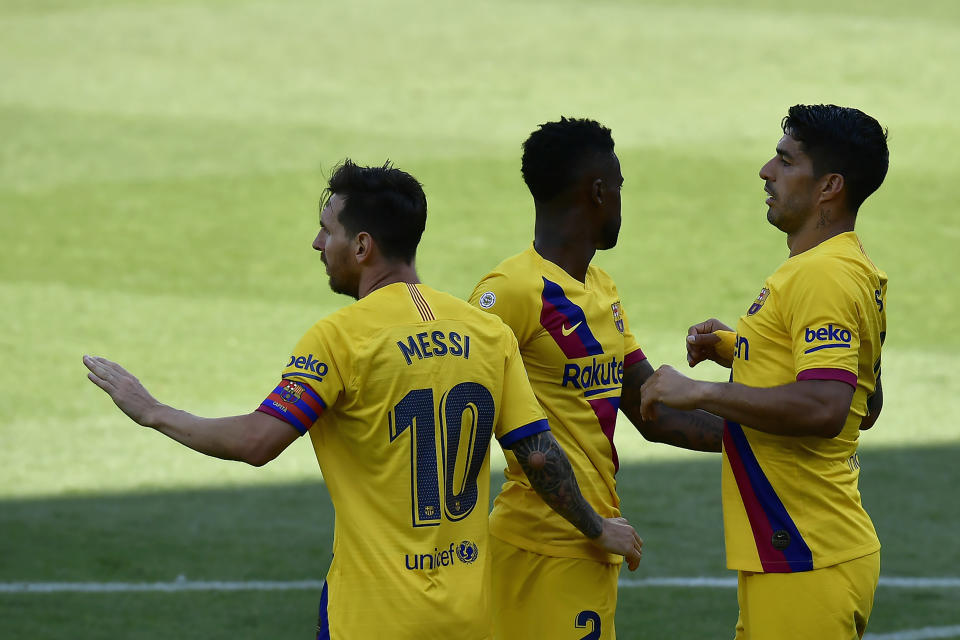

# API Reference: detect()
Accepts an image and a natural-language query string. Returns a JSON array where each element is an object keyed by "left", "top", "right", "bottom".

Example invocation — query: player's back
[{"left": 281, "top": 282, "right": 545, "bottom": 640}]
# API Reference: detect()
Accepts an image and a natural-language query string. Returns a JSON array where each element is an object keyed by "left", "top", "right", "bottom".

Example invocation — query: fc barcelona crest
[
  {"left": 279, "top": 381, "right": 304, "bottom": 403},
  {"left": 611, "top": 301, "right": 625, "bottom": 333},
  {"left": 747, "top": 287, "right": 770, "bottom": 315}
]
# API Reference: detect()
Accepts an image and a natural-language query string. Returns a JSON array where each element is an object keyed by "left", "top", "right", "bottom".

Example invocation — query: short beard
[{"left": 328, "top": 274, "right": 359, "bottom": 300}]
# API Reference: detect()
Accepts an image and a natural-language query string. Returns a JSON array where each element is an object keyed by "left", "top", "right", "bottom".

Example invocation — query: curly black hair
[{"left": 521, "top": 117, "right": 615, "bottom": 202}]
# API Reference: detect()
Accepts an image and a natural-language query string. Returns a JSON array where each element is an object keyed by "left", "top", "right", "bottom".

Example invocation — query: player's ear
[
  {"left": 818, "top": 173, "right": 844, "bottom": 205},
  {"left": 354, "top": 231, "right": 373, "bottom": 264},
  {"left": 591, "top": 177, "right": 605, "bottom": 205}
]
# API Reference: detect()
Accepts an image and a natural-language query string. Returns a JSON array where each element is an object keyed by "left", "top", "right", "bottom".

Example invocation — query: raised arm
[
  {"left": 508, "top": 430, "right": 643, "bottom": 570},
  {"left": 620, "top": 360, "right": 723, "bottom": 452},
  {"left": 83, "top": 355, "right": 300, "bottom": 466}
]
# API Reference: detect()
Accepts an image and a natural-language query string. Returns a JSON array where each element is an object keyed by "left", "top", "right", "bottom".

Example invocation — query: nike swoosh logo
[{"left": 561, "top": 321, "right": 582, "bottom": 336}]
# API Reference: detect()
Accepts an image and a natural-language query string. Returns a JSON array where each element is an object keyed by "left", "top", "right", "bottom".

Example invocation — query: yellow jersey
[
  {"left": 470, "top": 246, "right": 646, "bottom": 563},
  {"left": 724, "top": 232, "right": 886, "bottom": 572},
  {"left": 257, "top": 282, "right": 548, "bottom": 639}
]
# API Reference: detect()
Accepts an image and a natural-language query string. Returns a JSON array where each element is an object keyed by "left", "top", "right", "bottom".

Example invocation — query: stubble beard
[{"left": 327, "top": 272, "right": 360, "bottom": 300}]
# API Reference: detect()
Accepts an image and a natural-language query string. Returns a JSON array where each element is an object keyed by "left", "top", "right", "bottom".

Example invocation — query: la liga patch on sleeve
[{"left": 256, "top": 379, "right": 326, "bottom": 435}]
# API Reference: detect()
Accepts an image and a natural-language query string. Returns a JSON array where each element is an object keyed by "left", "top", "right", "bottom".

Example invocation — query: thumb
[{"left": 687, "top": 332, "right": 721, "bottom": 346}]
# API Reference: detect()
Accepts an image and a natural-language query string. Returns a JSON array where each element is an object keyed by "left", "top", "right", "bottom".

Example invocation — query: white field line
[
  {"left": 2, "top": 576, "right": 959, "bottom": 593},
  {"left": 864, "top": 626, "right": 960, "bottom": 640}
]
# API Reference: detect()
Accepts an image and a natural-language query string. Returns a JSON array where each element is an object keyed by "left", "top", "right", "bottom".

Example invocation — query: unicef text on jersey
[{"left": 404, "top": 540, "right": 479, "bottom": 571}]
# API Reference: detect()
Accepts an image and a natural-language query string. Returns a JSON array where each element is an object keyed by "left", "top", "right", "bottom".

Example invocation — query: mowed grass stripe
[{"left": 4, "top": 576, "right": 960, "bottom": 593}]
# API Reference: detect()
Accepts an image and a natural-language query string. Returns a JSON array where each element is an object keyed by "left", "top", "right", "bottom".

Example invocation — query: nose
[
  {"left": 312, "top": 230, "right": 324, "bottom": 252},
  {"left": 759, "top": 158, "right": 775, "bottom": 181}
]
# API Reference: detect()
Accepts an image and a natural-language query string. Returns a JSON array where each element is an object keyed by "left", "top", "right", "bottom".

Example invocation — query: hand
[
  {"left": 590, "top": 517, "right": 643, "bottom": 571},
  {"left": 686, "top": 318, "right": 735, "bottom": 368},
  {"left": 83, "top": 355, "right": 162, "bottom": 427},
  {"left": 639, "top": 365, "right": 707, "bottom": 421}
]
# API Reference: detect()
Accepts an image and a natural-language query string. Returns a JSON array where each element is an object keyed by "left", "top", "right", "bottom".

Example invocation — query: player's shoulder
[
  {"left": 470, "top": 247, "right": 542, "bottom": 303},
  {"left": 776, "top": 234, "right": 882, "bottom": 302},
  {"left": 421, "top": 285, "right": 511, "bottom": 326},
  {"left": 299, "top": 302, "right": 359, "bottom": 348},
  {"left": 309, "top": 292, "right": 398, "bottom": 342},
  {"left": 817, "top": 233, "right": 884, "bottom": 283},
  {"left": 585, "top": 263, "right": 620, "bottom": 292},
  {"left": 420, "top": 286, "right": 520, "bottom": 355}
]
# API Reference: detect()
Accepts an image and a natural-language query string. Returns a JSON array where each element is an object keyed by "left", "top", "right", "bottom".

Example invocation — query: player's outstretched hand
[
  {"left": 83, "top": 355, "right": 161, "bottom": 427},
  {"left": 687, "top": 318, "right": 735, "bottom": 368},
  {"left": 591, "top": 517, "right": 643, "bottom": 571}
]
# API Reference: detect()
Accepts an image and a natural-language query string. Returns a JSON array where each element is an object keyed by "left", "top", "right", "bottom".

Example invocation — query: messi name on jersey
[{"left": 397, "top": 330, "right": 471, "bottom": 366}]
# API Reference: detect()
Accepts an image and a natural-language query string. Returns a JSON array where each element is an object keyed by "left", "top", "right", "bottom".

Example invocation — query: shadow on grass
[{"left": 0, "top": 442, "right": 957, "bottom": 639}]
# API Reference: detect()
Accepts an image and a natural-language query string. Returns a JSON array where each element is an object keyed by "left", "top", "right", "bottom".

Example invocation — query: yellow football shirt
[
  {"left": 470, "top": 246, "right": 646, "bottom": 564},
  {"left": 257, "top": 282, "right": 548, "bottom": 639},
  {"left": 724, "top": 232, "right": 886, "bottom": 572}
]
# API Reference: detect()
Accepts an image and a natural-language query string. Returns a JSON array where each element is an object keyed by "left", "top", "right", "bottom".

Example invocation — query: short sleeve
[
  {"left": 784, "top": 265, "right": 860, "bottom": 389},
  {"left": 255, "top": 324, "right": 346, "bottom": 434},
  {"left": 616, "top": 298, "right": 647, "bottom": 367},
  {"left": 469, "top": 272, "right": 539, "bottom": 347},
  {"left": 495, "top": 330, "right": 550, "bottom": 448}
]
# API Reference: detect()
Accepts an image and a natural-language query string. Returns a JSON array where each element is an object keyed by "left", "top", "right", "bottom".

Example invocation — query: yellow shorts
[
  {"left": 734, "top": 551, "right": 880, "bottom": 640},
  {"left": 491, "top": 535, "right": 620, "bottom": 640}
]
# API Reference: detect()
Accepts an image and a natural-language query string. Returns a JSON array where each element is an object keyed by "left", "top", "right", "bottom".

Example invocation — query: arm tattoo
[
  {"left": 620, "top": 362, "right": 724, "bottom": 452},
  {"left": 645, "top": 406, "right": 724, "bottom": 452},
  {"left": 510, "top": 431, "right": 603, "bottom": 539}
]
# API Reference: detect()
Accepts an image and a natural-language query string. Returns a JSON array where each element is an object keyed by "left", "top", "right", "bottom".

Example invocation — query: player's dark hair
[
  {"left": 521, "top": 117, "right": 615, "bottom": 202},
  {"left": 782, "top": 104, "right": 889, "bottom": 213},
  {"left": 322, "top": 159, "right": 427, "bottom": 264}
]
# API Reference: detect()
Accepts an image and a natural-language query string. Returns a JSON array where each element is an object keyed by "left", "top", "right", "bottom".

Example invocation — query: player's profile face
[
  {"left": 313, "top": 194, "right": 359, "bottom": 298},
  {"left": 759, "top": 134, "right": 817, "bottom": 233}
]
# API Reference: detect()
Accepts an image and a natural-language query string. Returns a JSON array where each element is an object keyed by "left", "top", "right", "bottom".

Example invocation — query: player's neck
[
  {"left": 357, "top": 262, "right": 421, "bottom": 299},
  {"left": 786, "top": 210, "right": 856, "bottom": 257},
  {"left": 533, "top": 235, "right": 596, "bottom": 283}
]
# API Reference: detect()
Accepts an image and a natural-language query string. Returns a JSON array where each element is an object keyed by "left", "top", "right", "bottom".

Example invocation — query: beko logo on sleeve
[
  {"left": 285, "top": 353, "right": 328, "bottom": 379},
  {"left": 803, "top": 325, "right": 852, "bottom": 353}
]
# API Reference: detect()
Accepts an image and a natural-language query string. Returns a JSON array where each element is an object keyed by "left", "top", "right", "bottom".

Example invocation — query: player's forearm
[
  {"left": 144, "top": 406, "right": 267, "bottom": 465},
  {"left": 694, "top": 380, "right": 849, "bottom": 438},
  {"left": 629, "top": 406, "right": 724, "bottom": 452},
  {"left": 621, "top": 360, "right": 723, "bottom": 452},
  {"left": 510, "top": 431, "right": 603, "bottom": 539}
]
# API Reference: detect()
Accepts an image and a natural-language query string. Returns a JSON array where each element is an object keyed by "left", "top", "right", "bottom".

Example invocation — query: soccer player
[
  {"left": 469, "top": 118, "right": 723, "bottom": 640},
  {"left": 83, "top": 160, "right": 643, "bottom": 640},
  {"left": 640, "top": 104, "right": 888, "bottom": 639}
]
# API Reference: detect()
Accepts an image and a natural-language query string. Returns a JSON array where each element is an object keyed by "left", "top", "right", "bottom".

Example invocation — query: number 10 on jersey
[{"left": 388, "top": 382, "right": 495, "bottom": 527}]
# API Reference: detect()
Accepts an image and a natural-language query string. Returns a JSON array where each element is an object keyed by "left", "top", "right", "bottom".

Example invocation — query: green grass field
[{"left": 2, "top": 0, "right": 959, "bottom": 638}]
